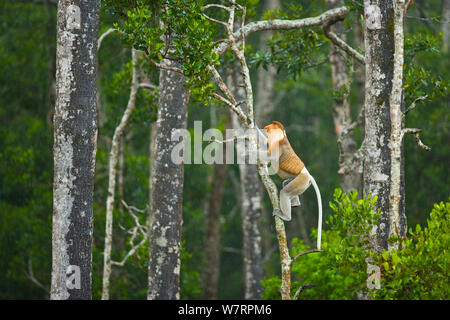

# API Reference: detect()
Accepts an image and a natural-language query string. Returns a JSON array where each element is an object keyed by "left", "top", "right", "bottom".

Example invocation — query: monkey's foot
[{"left": 272, "top": 208, "right": 291, "bottom": 221}]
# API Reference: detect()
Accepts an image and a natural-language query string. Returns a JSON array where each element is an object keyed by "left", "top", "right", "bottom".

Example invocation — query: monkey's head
[
  {"left": 264, "top": 121, "right": 285, "bottom": 132},
  {"left": 264, "top": 121, "right": 286, "bottom": 152},
  {"left": 264, "top": 121, "right": 286, "bottom": 138}
]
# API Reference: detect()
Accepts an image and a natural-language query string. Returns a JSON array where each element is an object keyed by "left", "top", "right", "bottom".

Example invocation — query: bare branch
[
  {"left": 25, "top": 257, "right": 50, "bottom": 294},
  {"left": 338, "top": 105, "right": 365, "bottom": 141},
  {"left": 292, "top": 249, "right": 323, "bottom": 261},
  {"left": 201, "top": 12, "right": 229, "bottom": 27},
  {"left": 209, "top": 66, "right": 238, "bottom": 105},
  {"left": 402, "top": 128, "right": 431, "bottom": 151},
  {"left": 293, "top": 284, "right": 316, "bottom": 300},
  {"left": 111, "top": 201, "right": 148, "bottom": 267},
  {"left": 212, "top": 93, "right": 250, "bottom": 126},
  {"left": 148, "top": 58, "right": 184, "bottom": 74},
  {"left": 404, "top": 95, "right": 428, "bottom": 115},
  {"left": 323, "top": 24, "right": 365, "bottom": 64},
  {"left": 203, "top": 3, "right": 232, "bottom": 12},
  {"left": 98, "top": 28, "right": 123, "bottom": 51},
  {"left": 138, "top": 83, "right": 157, "bottom": 90},
  {"left": 209, "top": 134, "right": 250, "bottom": 144}
]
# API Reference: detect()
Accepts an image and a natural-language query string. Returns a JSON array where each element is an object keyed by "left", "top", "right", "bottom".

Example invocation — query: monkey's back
[{"left": 277, "top": 138, "right": 304, "bottom": 178}]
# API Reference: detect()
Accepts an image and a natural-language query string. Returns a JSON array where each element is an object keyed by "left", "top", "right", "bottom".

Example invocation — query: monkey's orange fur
[{"left": 264, "top": 121, "right": 304, "bottom": 178}]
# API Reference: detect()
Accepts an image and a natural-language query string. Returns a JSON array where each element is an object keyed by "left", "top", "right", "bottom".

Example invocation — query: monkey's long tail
[{"left": 309, "top": 175, "right": 322, "bottom": 250}]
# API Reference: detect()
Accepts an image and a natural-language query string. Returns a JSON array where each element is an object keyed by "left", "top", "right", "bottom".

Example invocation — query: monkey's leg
[
  {"left": 278, "top": 171, "right": 310, "bottom": 221},
  {"left": 278, "top": 190, "right": 292, "bottom": 221},
  {"left": 282, "top": 178, "right": 300, "bottom": 207}
]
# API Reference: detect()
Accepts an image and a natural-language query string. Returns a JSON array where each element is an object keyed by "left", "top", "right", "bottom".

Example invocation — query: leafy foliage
[
  {"left": 372, "top": 200, "right": 450, "bottom": 300},
  {"left": 262, "top": 189, "right": 379, "bottom": 299},
  {"left": 250, "top": 2, "right": 328, "bottom": 79},
  {"left": 106, "top": 0, "right": 219, "bottom": 102},
  {"left": 262, "top": 191, "right": 450, "bottom": 300}
]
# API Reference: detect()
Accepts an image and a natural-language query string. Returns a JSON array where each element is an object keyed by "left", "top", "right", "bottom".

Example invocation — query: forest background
[{"left": 0, "top": 0, "right": 448, "bottom": 300}]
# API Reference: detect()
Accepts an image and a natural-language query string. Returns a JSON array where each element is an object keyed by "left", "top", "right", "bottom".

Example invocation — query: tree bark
[
  {"left": 147, "top": 60, "right": 189, "bottom": 300},
  {"left": 51, "top": 0, "right": 100, "bottom": 300},
  {"left": 327, "top": 0, "right": 362, "bottom": 194},
  {"left": 363, "top": 0, "right": 407, "bottom": 252}
]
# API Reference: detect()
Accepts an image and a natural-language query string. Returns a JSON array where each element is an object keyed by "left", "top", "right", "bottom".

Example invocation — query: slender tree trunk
[
  {"left": 147, "top": 60, "right": 189, "bottom": 300},
  {"left": 256, "top": 0, "right": 280, "bottom": 126},
  {"left": 203, "top": 157, "right": 228, "bottom": 299},
  {"left": 118, "top": 139, "right": 125, "bottom": 212},
  {"left": 354, "top": 18, "right": 365, "bottom": 129},
  {"left": 51, "top": 0, "right": 100, "bottom": 300},
  {"left": 363, "top": 0, "right": 406, "bottom": 252},
  {"left": 388, "top": 0, "right": 407, "bottom": 248},
  {"left": 101, "top": 49, "right": 139, "bottom": 300},
  {"left": 256, "top": 0, "right": 280, "bottom": 267},
  {"left": 327, "top": 0, "right": 361, "bottom": 194},
  {"left": 230, "top": 72, "right": 263, "bottom": 300}
]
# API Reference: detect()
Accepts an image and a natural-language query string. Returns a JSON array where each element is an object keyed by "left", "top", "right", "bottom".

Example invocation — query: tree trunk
[
  {"left": 327, "top": 0, "right": 362, "bottom": 194},
  {"left": 363, "top": 0, "right": 406, "bottom": 252},
  {"left": 51, "top": 0, "right": 100, "bottom": 300},
  {"left": 147, "top": 60, "right": 189, "bottom": 300},
  {"left": 202, "top": 157, "right": 228, "bottom": 299},
  {"left": 230, "top": 72, "right": 264, "bottom": 300},
  {"left": 387, "top": 0, "right": 407, "bottom": 248},
  {"left": 256, "top": 0, "right": 280, "bottom": 126},
  {"left": 256, "top": 0, "right": 280, "bottom": 267},
  {"left": 101, "top": 49, "right": 139, "bottom": 300}
]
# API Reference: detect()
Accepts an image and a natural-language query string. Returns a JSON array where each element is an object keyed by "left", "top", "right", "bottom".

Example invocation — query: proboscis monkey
[{"left": 264, "top": 121, "right": 322, "bottom": 250}]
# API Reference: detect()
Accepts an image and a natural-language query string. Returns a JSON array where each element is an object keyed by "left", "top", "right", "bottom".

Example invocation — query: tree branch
[
  {"left": 25, "top": 257, "right": 50, "bottom": 294},
  {"left": 215, "top": 6, "right": 350, "bottom": 55},
  {"left": 402, "top": 128, "right": 431, "bottom": 151},
  {"left": 337, "top": 139, "right": 365, "bottom": 176},
  {"left": 111, "top": 201, "right": 148, "bottom": 267},
  {"left": 404, "top": 95, "right": 428, "bottom": 115},
  {"left": 98, "top": 28, "right": 123, "bottom": 51},
  {"left": 292, "top": 249, "right": 323, "bottom": 261},
  {"left": 138, "top": 83, "right": 157, "bottom": 90},
  {"left": 293, "top": 284, "right": 316, "bottom": 300},
  {"left": 148, "top": 58, "right": 184, "bottom": 74},
  {"left": 323, "top": 24, "right": 365, "bottom": 64}
]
